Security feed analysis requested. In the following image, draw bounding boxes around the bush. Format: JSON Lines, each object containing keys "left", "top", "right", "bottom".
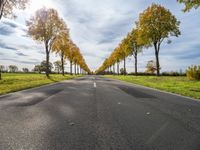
{"left": 186, "top": 65, "right": 200, "bottom": 80}
{"left": 162, "top": 71, "right": 186, "bottom": 76}
{"left": 128, "top": 72, "right": 186, "bottom": 76}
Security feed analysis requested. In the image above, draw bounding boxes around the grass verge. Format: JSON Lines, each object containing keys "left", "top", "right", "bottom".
{"left": 0, "top": 73, "right": 82, "bottom": 95}
{"left": 105, "top": 75, "right": 200, "bottom": 100}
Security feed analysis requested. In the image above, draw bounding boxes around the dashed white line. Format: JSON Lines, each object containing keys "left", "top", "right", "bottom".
{"left": 94, "top": 82, "right": 97, "bottom": 88}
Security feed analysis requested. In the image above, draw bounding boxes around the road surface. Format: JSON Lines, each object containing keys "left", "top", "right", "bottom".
{"left": 0, "top": 76, "right": 200, "bottom": 150}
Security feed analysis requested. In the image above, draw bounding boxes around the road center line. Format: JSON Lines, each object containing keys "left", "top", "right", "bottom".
{"left": 94, "top": 82, "right": 97, "bottom": 88}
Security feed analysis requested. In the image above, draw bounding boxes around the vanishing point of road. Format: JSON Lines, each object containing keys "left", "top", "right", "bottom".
{"left": 0, "top": 76, "right": 200, "bottom": 150}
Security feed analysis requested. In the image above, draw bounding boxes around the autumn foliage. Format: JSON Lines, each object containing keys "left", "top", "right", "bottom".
{"left": 96, "top": 3, "right": 181, "bottom": 76}
{"left": 27, "top": 8, "right": 90, "bottom": 77}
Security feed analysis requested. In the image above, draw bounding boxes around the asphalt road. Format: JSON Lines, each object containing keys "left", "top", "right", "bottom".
{"left": 0, "top": 76, "right": 200, "bottom": 150}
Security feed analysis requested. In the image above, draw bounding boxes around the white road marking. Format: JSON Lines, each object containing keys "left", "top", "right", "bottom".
{"left": 146, "top": 112, "right": 151, "bottom": 115}
{"left": 94, "top": 82, "right": 97, "bottom": 88}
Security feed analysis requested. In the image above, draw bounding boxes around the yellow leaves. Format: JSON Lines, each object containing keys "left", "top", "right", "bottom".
{"left": 178, "top": 0, "right": 200, "bottom": 12}
{"left": 26, "top": 7, "right": 91, "bottom": 74}
{"left": 96, "top": 3, "right": 181, "bottom": 74}
{"left": 137, "top": 3, "right": 181, "bottom": 45}
{"left": 27, "top": 7, "right": 65, "bottom": 42}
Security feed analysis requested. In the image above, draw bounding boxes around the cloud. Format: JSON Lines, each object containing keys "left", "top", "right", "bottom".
{"left": 0, "top": 26, "right": 15, "bottom": 36}
{"left": 0, "top": 58, "right": 39, "bottom": 65}
{"left": 2, "top": 21, "right": 18, "bottom": 28}
{"left": 0, "top": 41, "right": 18, "bottom": 51}
{"left": 0, "top": 19, "right": 27, "bottom": 36}
{"left": 16, "top": 52, "right": 28, "bottom": 56}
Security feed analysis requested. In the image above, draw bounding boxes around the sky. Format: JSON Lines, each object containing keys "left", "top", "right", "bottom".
{"left": 0, "top": 0, "right": 199, "bottom": 73}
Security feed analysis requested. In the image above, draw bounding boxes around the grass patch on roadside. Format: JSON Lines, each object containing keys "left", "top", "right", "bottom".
{"left": 105, "top": 75, "right": 200, "bottom": 100}
{"left": 0, "top": 73, "right": 82, "bottom": 95}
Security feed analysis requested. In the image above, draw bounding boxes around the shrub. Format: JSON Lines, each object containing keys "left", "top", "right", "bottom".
{"left": 186, "top": 65, "right": 200, "bottom": 80}
{"left": 162, "top": 71, "right": 186, "bottom": 76}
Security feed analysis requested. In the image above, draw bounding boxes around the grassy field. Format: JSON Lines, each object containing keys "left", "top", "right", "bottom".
{"left": 105, "top": 75, "right": 200, "bottom": 100}
{"left": 0, "top": 73, "right": 82, "bottom": 95}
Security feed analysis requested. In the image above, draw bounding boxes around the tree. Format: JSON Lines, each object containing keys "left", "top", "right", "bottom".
{"left": 126, "top": 28, "right": 143, "bottom": 75}
{"left": 54, "top": 61, "right": 62, "bottom": 74}
{"left": 145, "top": 60, "right": 157, "bottom": 74}
{"left": 52, "top": 21, "right": 70, "bottom": 76}
{"left": 66, "top": 41, "right": 77, "bottom": 75}
{"left": 119, "top": 40, "right": 130, "bottom": 75}
{"left": 40, "top": 61, "right": 53, "bottom": 73}
{"left": 33, "top": 65, "right": 42, "bottom": 73}
{"left": 27, "top": 8, "right": 65, "bottom": 77}
{"left": 22, "top": 68, "right": 29, "bottom": 73}
{"left": 0, "top": 0, "right": 29, "bottom": 20}
{"left": 120, "top": 68, "right": 127, "bottom": 75}
{"left": 9, "top": 65, "right": 18, "bottom": 73}
{"left": 0, "top": 65, "right": 5, "bottom": 80}
{"left": 137, "top": 3, "right": 181, "bottom": 76}
{"left": 177, "top": 0, "right": 200, "bottom": 12}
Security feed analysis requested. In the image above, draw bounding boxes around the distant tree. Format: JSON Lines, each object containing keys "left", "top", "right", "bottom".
{"left": 145, "top": 60, "right": 157, "bottom": 74}
{"left": 0, "top": 65, "right": 5, "bottom": 80}
{"left": 120, "top": 68, "right": 127, "bottom": 75}
{"left": 177, "top": 0, "right": 200, "bottom": 12}
{"left": 0, "top": 0, "right": 29, "bottom": 20}
{"left": 54, "top": 61, "right": 62, "bottom": 74}
{"left": 0, "top": 65, "right": 5, "bottom": 72}
{"left": 33, "top": 65, "right": 42, "bottom": 73}
{"left": 40, "top": 61, "right": 53, "bottom": 73}
{"left": 27, "top": 8, "right": 65, "bottom": 77}
{"left": 22, "top": 68, "right": 29, "bottom": 73}
{"left": 137, "top": 3, "right": 181, "bottom": 76}
{"left": 9, "top": 65, "right": 18, "bottom": 73}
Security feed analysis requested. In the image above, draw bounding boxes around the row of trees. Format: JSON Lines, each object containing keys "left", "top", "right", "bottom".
{"left": 0, "top": 65, "right": 19, "bottom": 73}
{"left": 96, "top": 1, "right": 199, "bottom": 76}
{"left": 96, "top": 3, "right": 181, "bottom": 76}
{"left": 27, "top": 7, "right": 91, "bottom": 77}
{"left": 33, "top": 60, "right": 86, "bottom": 75}
{"left": 0, "top": 1, "right": 91, "bottom": 79}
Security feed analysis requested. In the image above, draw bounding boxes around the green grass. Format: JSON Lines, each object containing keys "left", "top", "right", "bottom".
{"left": 105, "top": 75, "right": 200, "bottom": 100}
{"left": 0, "top": 73, "right": 82, "bottom": 95}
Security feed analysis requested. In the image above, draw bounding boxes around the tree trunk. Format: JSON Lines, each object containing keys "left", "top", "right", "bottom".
{"left": 45, "top": 41, "right": 50, "bottom": 78}
{"left": 74, "top": 63, "right": 76, "bottom": 75}
{"left": 0, "top": 0, "right": 6, "bottom": 20}
{"left": 134, "top": 50, "right": 138, "bottom": 76}
{"left": 117, "top": 61, "right": 119, "bottom": 75}
{"left": 124, "top": 56, "right": 126, "bottom": 76}
{"left": 61, "top": 52, "right": 65, "bottom": 76}
{"left": 70, "top": 61, "right": 73, "bottom": 75}
{"left": 154, "top": 42, "right": 160, "bottom": 76}
{"left": 113, "top": 64, "right": 115, "bottom": 75}
{"left": 77, "top": 65, "right": 79, "bottom": 75}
